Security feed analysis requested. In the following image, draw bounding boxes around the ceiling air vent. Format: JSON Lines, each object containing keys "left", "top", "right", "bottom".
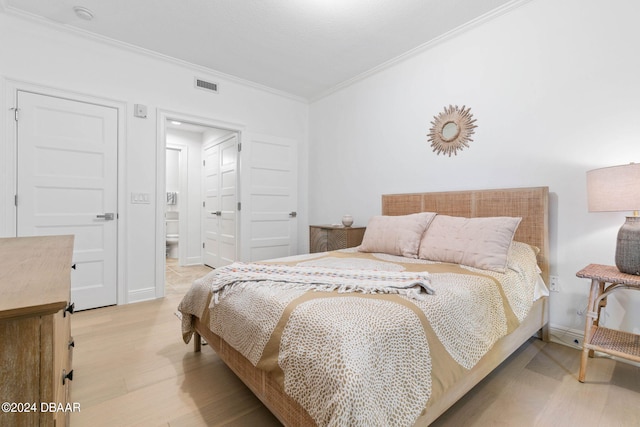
{"left": 194, "top": 78, "right": 218, "bottom": 94}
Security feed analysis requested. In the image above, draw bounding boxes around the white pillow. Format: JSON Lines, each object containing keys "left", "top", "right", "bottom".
{"left": 359, "top": 212, "right": 437, "bottom": 258}
{"left": 418, "top": 215, "right": 522, "bottom": 272}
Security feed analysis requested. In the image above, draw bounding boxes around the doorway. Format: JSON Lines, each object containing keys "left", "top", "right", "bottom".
{"left": 155, "top": 111, "right": 301, "bottom": 299}
{"left": 157, "top": 111, "right": 242, "bottom": 295}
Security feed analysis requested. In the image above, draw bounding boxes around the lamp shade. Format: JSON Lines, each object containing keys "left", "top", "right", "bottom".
{"left": 587, "top": 163, "right": 640, "bottom": 274}
{"left": 587, "top": 163, "right": 640, "bottom": 212}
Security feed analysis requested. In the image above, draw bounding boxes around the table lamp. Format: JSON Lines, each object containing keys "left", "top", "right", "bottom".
{"left": 587, "top": 163, "right": 640, "bottom": 275}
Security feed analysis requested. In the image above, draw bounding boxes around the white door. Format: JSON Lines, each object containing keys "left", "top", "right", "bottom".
{"left": 16, "top": 91, "right": 118, "bottom": 310}
{"left": 242, "top": 133, "right": 298, "bottom": 261}
{"left": 203, "top": 134, "right": 238, "bottom": 268}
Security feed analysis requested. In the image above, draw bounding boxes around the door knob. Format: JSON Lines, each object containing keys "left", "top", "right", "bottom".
{"left": 96, "top": 213, "right": 115, "bottom": 220}
{"left": 289, "top": 211, "right": 297, "bottom": 218}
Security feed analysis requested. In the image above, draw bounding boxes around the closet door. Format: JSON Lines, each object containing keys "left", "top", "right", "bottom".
{"left": 202, "top": 134, "right": 238, "bottom": 268}
{"left": 15, "top": 90, "right": 118, "bottom": 310}
{"left": 241, "top": 133, "right": 298, "bottom": 261}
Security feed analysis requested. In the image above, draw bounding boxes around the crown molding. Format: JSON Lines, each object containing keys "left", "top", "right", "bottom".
{"left": 311, "top": 0, "right": 533, "bottom": 103}
{"left": 2, "top": 0, "right": 532, "bottom": 104}
{"left": 0, "top": 6, "right": 308, "bottom": 104}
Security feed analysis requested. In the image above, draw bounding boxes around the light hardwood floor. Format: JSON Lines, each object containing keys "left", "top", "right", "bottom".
{"left": 70, "top": 262, "right": 640, "bottom": 426}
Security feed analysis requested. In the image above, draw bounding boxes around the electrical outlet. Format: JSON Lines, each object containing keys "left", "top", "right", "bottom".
{"left": 549, "top": 275, "right": 560, "bottom": 292}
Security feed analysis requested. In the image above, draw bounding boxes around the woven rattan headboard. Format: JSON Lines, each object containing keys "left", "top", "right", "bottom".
{"left": 381, "top": 187, "right": 549, "bottom": 284}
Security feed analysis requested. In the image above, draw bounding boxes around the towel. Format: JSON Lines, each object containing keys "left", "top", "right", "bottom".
{"left": 167, "top": 192, "right": 177, "bottom": 205}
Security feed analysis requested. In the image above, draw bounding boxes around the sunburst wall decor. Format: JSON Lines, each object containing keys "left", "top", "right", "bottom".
{"left": 428, "top": 105, "right": 477, "bottom": 157}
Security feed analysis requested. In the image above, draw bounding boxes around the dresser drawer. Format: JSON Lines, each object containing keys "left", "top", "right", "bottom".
{"left": 0, "top": 236, "right": 74, "bottom": 427}
{"left": 53, "top": 309, "right": 74, "bottom": 426}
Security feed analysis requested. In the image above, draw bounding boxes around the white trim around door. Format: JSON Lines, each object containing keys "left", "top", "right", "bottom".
{"left": 2, "top": 78, "right": 128, "bottom": 306}
{"left": 155, "top": 109, "right": 245, "bottom": 298}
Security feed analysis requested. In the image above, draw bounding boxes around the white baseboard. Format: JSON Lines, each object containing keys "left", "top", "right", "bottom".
{"left": 548, "top": 324, "right": 640, "bottom": 367}
{"left": 127, "top": 287, "right": 156, "bottom": 304}
{"left": 185, "top": 256, "right": 203, "bottom": 266}
{"left": 548, "top": 325, "right": 584, "bottom": 350}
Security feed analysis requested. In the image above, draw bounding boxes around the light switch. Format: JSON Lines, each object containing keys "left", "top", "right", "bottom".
{"left": 131, "top": 192, "right": 151, "bottom": 204}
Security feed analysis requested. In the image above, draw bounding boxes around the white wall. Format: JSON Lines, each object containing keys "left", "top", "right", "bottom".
{"left": 166, "top": 149, "right": 181, "bottom": 196}
{"left": 0, "top": 12, "right": 308, "bottom": 303}
{"left": 166, "top": 128, "right": 204, "bottom": 265}
{"left": 2, "top": 0, "right": 638, "bottom": 339}
{"left": 309, "top": 0, "right": 640, "bottom": 339}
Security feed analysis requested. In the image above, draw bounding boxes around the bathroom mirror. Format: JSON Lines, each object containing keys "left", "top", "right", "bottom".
{"left": 428, "top": 105, "right": 477, "bottom": 156}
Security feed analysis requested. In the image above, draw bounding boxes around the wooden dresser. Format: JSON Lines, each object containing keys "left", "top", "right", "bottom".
{"left": 0, "top": 235, "right": 75, "bottom": 427}
{"left": 309, "top": 225, "right": 366, "bottom": 253}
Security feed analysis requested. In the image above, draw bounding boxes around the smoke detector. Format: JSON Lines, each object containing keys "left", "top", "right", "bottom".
{"left": 73, "top": 6, "right": 94, "bottom": 21}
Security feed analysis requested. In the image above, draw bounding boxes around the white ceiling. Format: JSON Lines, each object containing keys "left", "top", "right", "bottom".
{"left": 1, "top": 0, "right": 524, "bottom": 100}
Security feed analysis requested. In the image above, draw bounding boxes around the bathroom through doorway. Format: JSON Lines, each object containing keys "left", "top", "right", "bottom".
{"left": 163, "top": 117, "right": 240, "bottom": 269}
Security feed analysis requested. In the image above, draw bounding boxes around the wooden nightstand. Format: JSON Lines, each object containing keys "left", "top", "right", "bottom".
{"left": 576, "top": 264, "right": 640, "bottom": 382}
{"left": 309, "top": 225, "right": 366, "bottom": 253}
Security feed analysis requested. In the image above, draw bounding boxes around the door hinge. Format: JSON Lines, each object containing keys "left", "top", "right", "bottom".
{"left": 202, "top": 242, "right": 205, "bottom": 248}
{"left": 238, "top": 143, "right": 242, "bottom": 152}
{"left": 11, "top": 107, "right": 19, "bottom": 121}
{"left": 203, "top": 201, "right": 205, "bottom": 207}
{"left": 237, "top": 202, "right": 241, "bottom": 211}
{"left": 203, "top": 160, "right": 205, "bottom": 167}
{"left": 14, "top": 194, "right": 17, "bottom": 206}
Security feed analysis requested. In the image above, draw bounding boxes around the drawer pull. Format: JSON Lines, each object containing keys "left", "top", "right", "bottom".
{"left": 64, "top": 302, "right": 75, "bottom": 317}
{"left": 71, "top": 264, "right": 77, "bottom": 270}
{"left": 68, "top": 339, "right": 75, "bottom": 349}
{"left": 62, "top": 369, "right": 74, "bottom": 385}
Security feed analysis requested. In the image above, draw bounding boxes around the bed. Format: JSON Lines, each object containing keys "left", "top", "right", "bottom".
{"left": 178, "top": 186, "right": 550, "bottom": 426}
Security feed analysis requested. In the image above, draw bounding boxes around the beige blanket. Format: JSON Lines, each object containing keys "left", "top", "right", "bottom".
{"left": 179, "top": 243, "right": 540, "bottom": 427}
{"left": 201, "top": 262, "right": 434, "bottom": 303}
